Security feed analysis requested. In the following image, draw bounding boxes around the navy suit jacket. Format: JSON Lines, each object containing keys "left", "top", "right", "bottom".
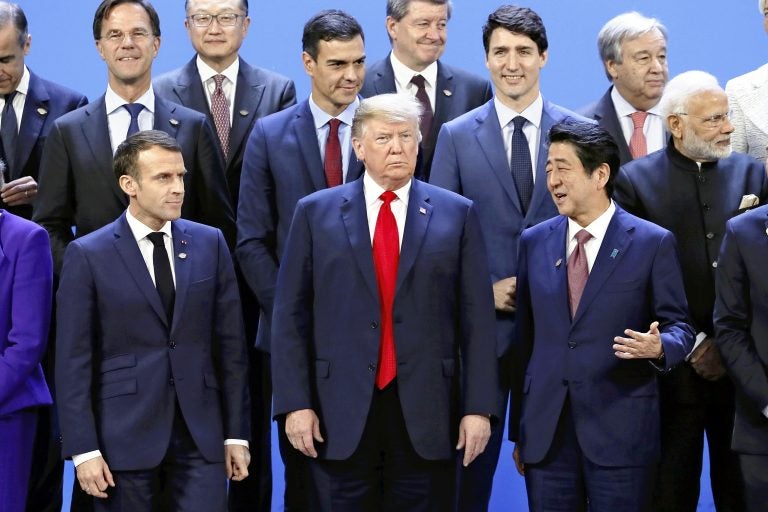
{"left": 0, "top": 211, "right": 52, "bottom": 416}
{"left": 33, "top": 94, "right": 235, "bottom": 273}
{"left": 512, "top": 206, "right": 694, "bottom": 466}
{"left": 430, "top": 98, "right": 583, "bottom": 359}
{"left": 55, "top": 214, "right": 249, "bottom": 470}
{"left": 0, "top": 71, "right": 87, "bottom": 219}
{"left": 236, "top": 99, "right": 364, "bottom": 352}
{"left": 579, "top": 87, "right": 634, "bottom": 166}
{"left": 715, "top": 205, "right": 768, "bottom": 454}
{"left": 271, "top": 178, "right": 498, "bottom": 461}
{"left": 154, "top": 56, "right": 296, "bottom": 208}
{"left": 360, "top": 56, "right": 492, "bottom": 179}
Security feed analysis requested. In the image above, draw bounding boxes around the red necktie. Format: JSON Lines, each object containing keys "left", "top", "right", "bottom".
{"left": 211, "top": 74, "right": 231, "bottom": 160}
{"left": 373, "top": 191, "right": 399, "bottom": 389}
{"left": 629, "top": 111, "right": 648, "bottom": 159}
{"left": 567, "top": 229, "right": 592, "bottom": 318}
{"left": 324, "top": 119, "right": 343, "bottom": 187}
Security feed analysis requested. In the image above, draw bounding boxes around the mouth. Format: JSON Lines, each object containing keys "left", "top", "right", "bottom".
{"left": 117, "top": 56, "right": 140, "bottom": 62}
{"left": 552, "top": 192, "right": 566, "bottom": 201}
{"left": 501, "top": 73, "right": 524, "bottom": 82}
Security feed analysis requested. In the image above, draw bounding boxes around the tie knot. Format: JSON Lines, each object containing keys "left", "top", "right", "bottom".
{"left": 575, "top": 229, "right": 592, "bottom": 245}
{"left": 147, "top": 232, "right": 166, "bottom": 247}
{"left": 512, "top": 116, "right": 527, "bottom": 130}
{"left": 410, "top": 74, "right": 427, "bottom": 90}
{"left": 213, "top": 74, "right": 226, "bottom": 89}
{"left": 630, "top": 111, "right": 648, "bottom": 129}
{"left": 124, "top": 103, "right": 144, "bottom": 119}
{"left": 380, "top": 191, "right": 397, "bottom": 204}
{"left": 328, "top": 118, "right": 341, "bottom": 134}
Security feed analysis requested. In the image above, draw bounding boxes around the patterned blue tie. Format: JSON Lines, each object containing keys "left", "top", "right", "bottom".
{"left": 123, "top": 103, "right": 144, "bottom": 139}
{"left": 510, "top": 116, "right": 533, "bottom": 213}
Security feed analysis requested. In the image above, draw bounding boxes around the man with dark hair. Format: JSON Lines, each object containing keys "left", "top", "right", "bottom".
{"left": 34, "top": 0, "right": 234, "bottom": 275}
{"left": 615, "top": 70, "right": 766, "bottom": 512}
{"left": 511, "top": 118, "right": 694, "bottom": 511}
{"left": 579, "top": 12, "right": 669, "bottom": 165}
{"left": 56, "top": 129, "right": 250, "bottom": 512}
{"left": 154, "top": 3, "right": 295, "bottom": 509}
{"left": 429, "top": 5, "right": 585, "bottom": 509}
{"left": 236, "top": 9, "right": 365, "bottom": 511}
{"left": 360, "top": 0, "right": 492, "bottom": 180}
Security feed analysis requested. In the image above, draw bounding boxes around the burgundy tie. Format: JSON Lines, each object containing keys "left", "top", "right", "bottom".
{"left": 410, "top": 75, "right": 434, "bottom": 144}
{"left": 629, "top": 111, "right": 649, "bottom": 159}
{"left": 324, "top": 118, "right": 343, "bottom": 187}
{"left": 567, "top": 229, "right": 592, "bottom": 318}
{"left": 373, "top": 191, "right": 399, "bottom": 389}
{"left": 210, "top": 74, "right": 230, "bottom": 159}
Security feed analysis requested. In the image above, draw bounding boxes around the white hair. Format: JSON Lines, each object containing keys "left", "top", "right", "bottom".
{"left": 351, "top": 93, "right": 423, "bottom": 141}
{"left": 760, "top": 0, "right": 767, "bottom": 14}
{"left": 658, "top": 71, "right": 722, "bottom": 129}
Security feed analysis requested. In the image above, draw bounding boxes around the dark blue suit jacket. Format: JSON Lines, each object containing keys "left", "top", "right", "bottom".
{"left": 579, "top": 87, "right": 634, "bottom": 166}
{"left": 360, "top": 55, "right": 492, "bottom": 179}
{"left": 430, "top": 99, "right": 583, "bottom": 359}
{"left": 0, "top": 71, "right": 87, "bottom": 219}
{"left": 714, "top": 205, "right": 768, "bottom": 454}
{"left": 512, "top": 206, "right": 694, "bottom": 466}
{"left": 0, "top": 211, "right": 52, "bottom": 416}
{"left": 236, "top": 99, "right": 364, "bottom": 352}
{"left": 55, "top": 214, "right": 249, "bottom": 470}
{"left": 154, "top": 56, "right": 296, "bottom": 208}
{"left": 33, "top": 94, "right": 235, "bottom": 273}
{"left": 271, "top": 178, "right": 498, "bottom": 461}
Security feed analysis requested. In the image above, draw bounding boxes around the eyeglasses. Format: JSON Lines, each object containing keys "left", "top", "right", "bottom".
{"left": 101, "top": 29, "right": 151, "bottom": 44}
{"left": 675, "top": 112, "right": 731, "bottom": 129}
{"left": 188, "top": 13, "right": 243, "bottom": 27}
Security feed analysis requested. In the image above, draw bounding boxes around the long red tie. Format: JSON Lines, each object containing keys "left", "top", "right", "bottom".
{"left": 324, "top": 118, "right": 343, "bottom": 187}
{"left": 567, "top": 229, "right": 592, "bottom": 319}
{"left": 373, "top": 191, "right": 399, "bottom": 389}
{"left": 629, "top": 111, "right": 648, "bottom": 159}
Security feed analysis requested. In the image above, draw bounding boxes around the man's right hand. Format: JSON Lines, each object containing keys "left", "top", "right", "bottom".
{"left": 493, "top": 277, "right": 517, "bottom": 313}
{"left": 286, "top": 408, "right": 324, "bottom": 458}
{"left": 75, "top": 456, "right": 115, "bottom": 499}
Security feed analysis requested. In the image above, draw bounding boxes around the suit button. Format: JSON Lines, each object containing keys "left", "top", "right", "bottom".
{"left": 568, "top": 341, "right": 576, "bottom": 349}
{"left": 712, "top": 260, "right": 718, "bottom": 268}
{"left": 368, "top": 364, "right": 376, "bottom": 372}
{"left": 562, "top": 379, "right": 568, "bottom": 386}
{"left": 706, "top": 232, "right": 715, "bottom": 240}
{"left": 702, "top": 203, "right": 710, "bottom": 211}
{"left": 169, "top": 340, "right": 176, "bottom": 349}
{"left": 169, "top": 378, "right": 175, "bottom": 386}
{"left": 371, "top": 321, "right": 378, "bottom": 329}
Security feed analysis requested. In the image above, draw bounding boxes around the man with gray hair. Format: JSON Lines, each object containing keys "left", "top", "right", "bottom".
{"left": 615, "top": 70, "right": 768, "bottom": 511}
{"left": 271, "top": 92, "right": 498, "bottom": 510}
{"left": 360, "top": 0, "right": 492, "bottom": 180}
{"left": 580, "top": 11, "right": 668, "bottom": 165}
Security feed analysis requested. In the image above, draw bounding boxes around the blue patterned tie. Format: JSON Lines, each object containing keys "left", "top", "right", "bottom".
{"left": 123, "top": 103, "right": 144, "bottom": 139}
{"left": 510, "top": 116, "right": 533, "bottom": 213}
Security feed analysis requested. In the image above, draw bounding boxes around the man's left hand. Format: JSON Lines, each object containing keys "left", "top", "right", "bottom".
{"left": 456, "top": 414, "right": 491, "bottom": 467}
{"left": 225, "top": 444, "right": 250, "bottom": 481}
{"left": 1, "top": 176, "right": 38, "bottom": 206}
{"left": 613, "top": 321, "right": 663, "bottom": 360}
{"left": 689, "top": 337, "right": 727, "bottom": 381}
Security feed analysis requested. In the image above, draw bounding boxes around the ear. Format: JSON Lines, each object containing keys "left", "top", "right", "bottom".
{"left": 302, "top": 51, "right": 315, "bottom": 76}
{"left": 241, "top": 15, "right": 251, "bottom": 36}
{"left": 605, "top": 60, "right": 619, "bottom": 80}
{"left": 96, "top": 39, "right": 106, "bottom": 61}
{"left": 119, "top": 174, "right": 137, "bottom": 197}
{"left": 151, "top": 35, "right": 160, "bottom": 58}
{"left": 22, "top": 34, "right": 31, "bottom": 56}
{"left": 351, "top": 137, "right": 365, "bottom": 161}
{"left": 385, "top": 16, "right": 398, "bottom": 41}
{"left": 667, "top": 114, "right": 683, "bottom": 139}
{"left": 593, "top": 162, "right": 610, "bottom": 190}
{"left": 538, "top": 50, "right": 548, "bottom": 68}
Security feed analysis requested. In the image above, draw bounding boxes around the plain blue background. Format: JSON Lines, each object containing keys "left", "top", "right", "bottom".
{"left": 22, "top": 0, "right": 753, "bottom": 509}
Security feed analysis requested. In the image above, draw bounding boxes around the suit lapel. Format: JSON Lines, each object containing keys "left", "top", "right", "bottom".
{"left": 475, "top": 103, "right": 524, "bottom": 214}
{"left": 15, "top": 72, "right": 48, "bottom": 179}
{"left": 153, "top": 96, "right": 182, "bottom": 140}
{"left": 433, "top": 62, "right": 454, "bottom": 132}
{"left": 596, "top": 89, "right": 632, "bottom": 164}
{"left": 742, "top": 67, "right": 768, "bottom": 136}
{"left": 340, "top": 179, "right": 378, "bottom": 300}
{"left": 112, "top": 214, "right": 168, "bottom": 327}
{"left": 229, "top": 59, "right": 265, "bottom": 166}
{"left": 395, "top": 180, "right": 431, "bottom": 292}
{"left": 171, "top": 58, "right": 210, "bottom": 115}
{"left": 170, "top": 222, "right": 192, "bottom": 333}
{"left": 372, "top": 57, "right": 397, "bottom": 95}
{"left": 545, "top": 216, "right": 571, "bottom": 320}
{"left": 526, "top": 101, "right": 555, "bottom": 221}
{"left": 294, "top": 101, "right": 327, "bottom": 191}
{"left": 82, "top": 96, "right": 126, "bottom": 207}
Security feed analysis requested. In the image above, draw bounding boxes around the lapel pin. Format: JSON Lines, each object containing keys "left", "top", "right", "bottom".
{"left": 37, "top": 107, "right": 48, "bottom": 116}
{"left": 181, "top": 239, "right": 188, "bottom": 245}
{"left": 765, "top": 226, "right": 768, "bottom": 237}
{"left": 442, "top": 89, "right": 452, "bottom": 97}
{"left": 419, "top": 206, "right": 427, "bottom": 215}
{"left": 169, "top": 118, "right": 179, "bottom": 127}
{"left": 610, "top": 248, "right": 619, "bottom": 259}
{"left": 239, "top": 109, "right": 249, "bottom": 117}
{"left": 555, "top": 258, "right": 562, "bottom": 268}
{"left": 178, "top": 252, "right": 187, "bottom": 259}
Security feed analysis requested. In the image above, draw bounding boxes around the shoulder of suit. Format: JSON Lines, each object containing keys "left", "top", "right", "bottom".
{"left": 29, "top": 72, "right": 88, "bottom": 105}
{"left": 418, "top": 179, "right": 472, "bottom": 207}
{"left": 158, "top": 96, "right": 207, "bottom": 124}
{"left": 173, "top": 217, "right": 220, "bottom": 238}
{"left": 256, "top": 99, "right": 306, "bottom": 128}
{"left": 726, "top": 63, "right": 768, "bottom": 94}
{"left": 441, "top": 99, "right": 493, "bottom": 130}
{"left": 437, "top": 60, "right": 491, "bottom": 87}
{"left": 240, "top": 59, "right": 294, "bottom": 87}
{"left": 545, "top": 100, "right": 591, "bottom": 124}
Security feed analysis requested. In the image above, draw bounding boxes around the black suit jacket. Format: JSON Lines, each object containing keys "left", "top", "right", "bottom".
{"left": 0, "top": 70, "right": 87, "bottom": 219}
{"left": 579, "top": 87, "right": 634, "bottom": 166}
{"left": 154, "top": 56, "right": 296, "bottom": 208}
{"left": 33, "top": 94, "right": 235, "bottom": 273}
{"left": 360, "top": 55, "right": 492, "bottom": 179}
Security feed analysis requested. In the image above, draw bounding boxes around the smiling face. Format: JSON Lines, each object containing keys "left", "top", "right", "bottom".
{"left": 303, "top": 35, "right": 365, "bottom": 117}
{"left": 386, "top": 0, "right": 447, "bottom": 72}
{"left": 96, "top": 2, "right": 160, "bottom": 95}
{"left": 352, "top": 118, "right": 418, "bottom": 190}
{"left": 185, "top": 0, "right": 249, "bottom": 72}
{"left": 606, "top": 29, "right": 668, "bottom": 111}
{"left": 486, "top": 28, "right": 547, "bottom": 112}
{"left": 120, "top": 146, "right": 186, "bottom": 231}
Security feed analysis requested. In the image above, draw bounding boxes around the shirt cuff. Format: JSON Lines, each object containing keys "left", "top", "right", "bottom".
{"left": 685, "top": 332, "right": 708, "bottom": 361}
{"left": 72, "top": 450, "right": 102, "bottom": 467}
{"left": 224, "top": 439, "right": 249, "bottom": 448}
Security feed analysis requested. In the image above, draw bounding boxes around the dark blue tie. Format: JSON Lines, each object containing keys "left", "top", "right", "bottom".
{"left": 123, "top": 103, "right": 144, "bottom": 139}
{"left": 1, "top": 91, "right": 18, "bottom": 179}
{"left": 510, "top": 116, "right": 533, "bottom": 213}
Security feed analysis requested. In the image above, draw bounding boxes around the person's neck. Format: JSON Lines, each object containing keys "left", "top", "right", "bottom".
{"left": 392, "top": 48, "right": 429, "bottom": 73}
{"left": 573, "top": 198, "right": 610, "bottom": 228}
{"left": 200, "top": 53, "right": 238, "bottom": 74}
{"left": 496, "top": 91, "right": 537, "bottom": 114}
{"left": 110, "top": 78, "right": 151, "bottom": 103}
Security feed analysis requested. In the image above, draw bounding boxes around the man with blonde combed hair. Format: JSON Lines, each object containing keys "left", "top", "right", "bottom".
{"left": 615, "top": 70, "right": 768, "bottom": 512}
{"left": 580, "top": 11, "right": 668, "bottom": 165}
{"left": 272, "top": 93, "right": 498, "bottom": 511}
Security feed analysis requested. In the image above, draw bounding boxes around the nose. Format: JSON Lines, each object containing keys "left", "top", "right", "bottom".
{"left": 721, "top": 117, "right": 734, "bottom": 135}
{"left": 425, "top": 23, "right": 441, "bottom": 41}
{"left": 390, "top": 136, "right": 404, "bottom": 154}
{"left": 172, "top": 175, "right": 185, "bottom": 194}
{"left": 342, "top": 64, "right": 358, "bottom": 82}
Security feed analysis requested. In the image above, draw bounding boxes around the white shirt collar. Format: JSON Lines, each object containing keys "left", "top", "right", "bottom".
{"left": 125, "top": 208, "right": 172, "bottom": 242}
{"left": 363, "top": 171, "right": 412, "bottom": 207}
{"left": 15, "top": 66, "right": 30, "bottom": 96}
{"left": 196, "top": 54, "right": 239, "bottom": 85}
{"left": 389, "top": 52, "right": 438, "bottom": 91}
{"left": 105, "top": 85, "right": 155, "bottom": 115}
{"left": 610, "top": 86, "right": 661, "bottom": 117}
{"left": 494, "top": 93, "right": 543, "bottom": 129}
{"left": 567, "top": 200, "right": 616, "bottom": 244}
{"left": 308, "top": 95, "right": 359, "bottom": 129}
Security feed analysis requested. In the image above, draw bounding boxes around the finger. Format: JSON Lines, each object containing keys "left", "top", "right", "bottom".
{"left": 312, "top": 418, "right": 324, "bottom": 444}
{"left": 456, "top": 427, "right": 466, "bottom": 450}
{"left": 225, "top": 453, "right": 234, "bottom": 479}
{"left": 104, "top": 467, "right": 115, "bottom": 488}
{"left": 462, "top": 441, "right": 475, "bottom": 467}
{"left": 302, "top": 432, "right": 318, "bottom": 458}
{"left": 648, "top": 321, "right": 660, "bottom": 335}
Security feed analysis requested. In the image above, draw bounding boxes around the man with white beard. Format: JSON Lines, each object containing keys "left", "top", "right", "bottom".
{"left": 614, "top": 70, "right": 768, "bottom": 512}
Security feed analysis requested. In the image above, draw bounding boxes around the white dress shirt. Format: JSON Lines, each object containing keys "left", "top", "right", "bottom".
{"left": 363, "top": 172, "right": 410, "bottom": 249}
{"left": 308, "top": 95, "right": 359, "bottom": 183}
{"left": 0, "top": 65, "right": 29, "bottom": 132}
{"left": 495, "top": 94, "right": 543, "bottom": 182}
{"left": 105, "top": 85, "right": 155, "bottom": 154}
{"left": 196, "top": 55, "right": 238, "bottom": 124}
{"left": 566, "top": 200, "right": 616, "bottom": 272}
{"left": 611, "top": 86, "right": 665, "bottom": 155}
{"left": 389, "top": 52, "right": 438, "bottom": 112}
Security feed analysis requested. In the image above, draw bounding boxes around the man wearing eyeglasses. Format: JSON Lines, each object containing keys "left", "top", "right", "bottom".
{"left": 615, "top": 70, "right": 768, "bottom": 512}
{"left": 154, "top": 4, "right": 295, "bottom": 510}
